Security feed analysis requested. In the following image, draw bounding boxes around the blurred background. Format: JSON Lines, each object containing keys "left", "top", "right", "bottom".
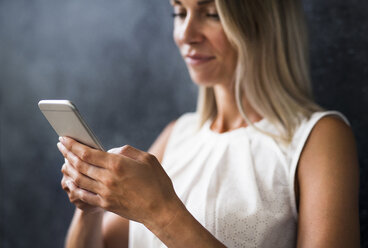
{"left": 0, "top": 0, "right": 367, "bottom": 247}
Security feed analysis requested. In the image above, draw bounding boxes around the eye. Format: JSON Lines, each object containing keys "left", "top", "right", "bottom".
{"left": 172, "top": 12, "right": 187, "bottom": 19}
{"left": 206, "top": 13, "right": 220, "bottom": 20}
{"left": 172, "top": 6, "right": 186, "bottom": 19}
{"left": 204, "top": 7, "right": 220, "bottom": 20}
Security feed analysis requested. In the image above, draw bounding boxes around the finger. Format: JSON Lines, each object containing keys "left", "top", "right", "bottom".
{"left": 64, "top": 160, "right": 102, "bottom": 194}
{"left": 63, "top": 180, "right": 88, "bottom": 208}
{"left": 107, "top": 146, "right": 147, "bottom": 170}
{"left": 120, "top": 145, "right": 159, "bottom": 168}
{"left": 118, "top": 145, "right": 147, "bottom": 161}
{"left": 67, "top": 180, "right": 84, "bottom": 199}
{"left": 69, "top": 184, "right": 102, "bottom": 207}
{"left": 58, "top": 137, "right": 108, "bottom": 168}
{"left": 108, "top": 147, "right": 123, "bottom": 154}
{"left": 61, "top": 177, "right": 70, "bottom": 192}
{"left": 106, "top": 145, "right": 159, "bottom": 174}
{"left": 65, "top": 179, "right": 77, "bottom": 191}
{"left": 61, "top": 160, "right": 71, "bottom": 176}
{"left": 66, "top": 179, "right": 95, "bottom": 205}
{"left": 58, "top": 142, "right": 105, "bottom": 182}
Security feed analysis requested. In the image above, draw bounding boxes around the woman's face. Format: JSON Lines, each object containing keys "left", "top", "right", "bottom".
{"left": 171, "top": 0, "right": 237, "bottom": 87}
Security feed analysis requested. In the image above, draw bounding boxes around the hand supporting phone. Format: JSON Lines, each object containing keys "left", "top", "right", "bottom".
{"left": 38, "top": 100, "right": 105, "bottom": 151}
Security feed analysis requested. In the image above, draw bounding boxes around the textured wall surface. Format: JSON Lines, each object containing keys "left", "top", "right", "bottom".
{"left": 0, "top": 0, "right": 367, "bottom": 247}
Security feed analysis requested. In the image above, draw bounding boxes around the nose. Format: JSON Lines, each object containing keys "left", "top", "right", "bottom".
{"left": 176, "top": 14, "right": 203, "bottom": 45}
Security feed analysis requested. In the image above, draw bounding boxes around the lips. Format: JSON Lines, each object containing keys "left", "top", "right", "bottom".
{"left": 184, "top": 54, "right": 215, "bottom": 65}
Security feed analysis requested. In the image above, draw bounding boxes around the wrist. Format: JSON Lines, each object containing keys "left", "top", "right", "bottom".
{"left": 144, "top": 195, "right": 186, "bottom": 235}
{"left": 144, "top": 198, "right": 226, "bottom": 248}
{"left": 77, "top": 207, "right": 104, "bottom": 218}
{"left": 67, "top": 208, "right": 104, "bottom": 248}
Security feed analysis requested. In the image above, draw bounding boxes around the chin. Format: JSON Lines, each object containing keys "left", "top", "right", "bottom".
{"left": 189, "top": 72, "right": 218, "bottom": 87}
{"left": 191, "top": 78, "right": 218, "bottom": 87}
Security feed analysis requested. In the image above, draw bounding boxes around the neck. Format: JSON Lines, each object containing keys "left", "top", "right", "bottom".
{"left": 211, "top": 84, "right": 262, "bottom": 133}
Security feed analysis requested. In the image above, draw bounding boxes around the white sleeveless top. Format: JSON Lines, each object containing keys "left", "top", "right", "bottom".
{"left": 129, "top": 111, "right": 349, "bottom": 248}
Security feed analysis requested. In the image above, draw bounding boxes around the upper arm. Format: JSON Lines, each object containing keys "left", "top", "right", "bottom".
{"left": 101, "top": 121, "right": 177, "bottom": 247}
{"left": 296, "top": 116, "right": 360, "bottom": 247}
{"left": 102, "top": 211, "right": 129, "bottom": 248}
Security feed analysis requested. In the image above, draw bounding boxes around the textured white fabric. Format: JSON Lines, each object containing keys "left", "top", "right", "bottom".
{"left": 129, "top": 111, "right": 349, "bottom": 248}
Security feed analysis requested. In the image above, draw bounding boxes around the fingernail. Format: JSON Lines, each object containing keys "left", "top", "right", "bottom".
{"left": 57, "top": 142, "right": 62, "bottom": 149}
{"left": 59, "top": 136, "right": 64, "bottom": 143}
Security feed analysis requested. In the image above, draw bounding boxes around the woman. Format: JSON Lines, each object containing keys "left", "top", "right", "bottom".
{"left": 57, "top": 0, "right": 360, "bottom": 247}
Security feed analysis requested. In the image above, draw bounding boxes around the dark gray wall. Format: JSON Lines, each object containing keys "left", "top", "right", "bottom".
{"left": 0, "top": 0, "right": 367, "bottom": 247}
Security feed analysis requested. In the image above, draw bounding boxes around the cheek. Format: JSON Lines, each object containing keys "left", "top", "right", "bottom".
{"left": 212, "top": 31, "right": 233, "bottom": 56}
{"left": 212, "top": 33, "right": 237, "bottom": 76}
{"left": 215, "top": 31, "right": 237, "bottom": 61}
{"left": 173, "top": 26, "right": 181, "bottom": 48}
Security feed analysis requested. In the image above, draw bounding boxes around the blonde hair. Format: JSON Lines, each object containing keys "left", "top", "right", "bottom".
{"left": 197, "top": 0, "right": 322, "bottom": 142}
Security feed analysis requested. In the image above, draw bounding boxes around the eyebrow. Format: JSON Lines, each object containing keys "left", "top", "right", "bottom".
{"left": 171, "top": 0, "right": 214, "bottom": 6}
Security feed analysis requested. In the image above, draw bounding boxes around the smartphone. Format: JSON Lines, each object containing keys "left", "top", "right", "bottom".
{"left": 38, "top": 100, "right": 105, "bottom": 151}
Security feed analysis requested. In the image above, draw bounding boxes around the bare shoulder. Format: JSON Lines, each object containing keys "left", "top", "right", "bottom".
{"left": 298, "top": 115, "right": 359, "bottom": 184}
{"left": 148, "top": 120, "right": 177, "bottom": 163}
{"left": 296, "top": 115, "right": 360, "bottom": 247}
{"left": 307, "top": 115, "right": 354, "bottom": 145}
{"left": 299, "top": 115, "right": 358, "bottom": 170}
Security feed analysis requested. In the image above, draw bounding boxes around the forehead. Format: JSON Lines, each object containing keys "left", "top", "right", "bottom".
{"left": 170, "top": 0, "right": 215, "bottom": 6}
